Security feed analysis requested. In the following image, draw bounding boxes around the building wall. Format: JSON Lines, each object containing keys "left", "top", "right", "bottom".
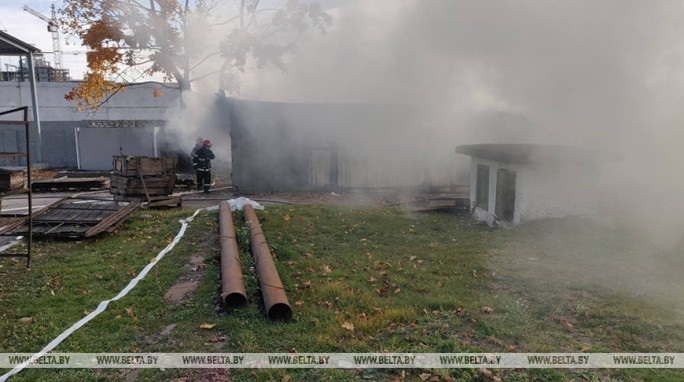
{"left": 469, "top": 157, "right": 505, "bottom": 225}
{"left": 0, "top": 82, "right": 180, "bottom": 121}
{"left": 228, "top": 98, "right": 460, "bottom": 191}
{"left": 468, "top": 156, "right": 600, "bottom": 226}
{"left": 0, "top": 82, "right": 181, "bottom": 168}
{"left": 515, "top": 160, "right": 599, "bottom": 223}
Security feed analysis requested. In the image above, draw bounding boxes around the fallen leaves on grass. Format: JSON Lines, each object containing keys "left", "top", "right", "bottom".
{"left": 18, "top": 316, "right": 36, "bottom": 324}
{"left": 294, "top": 301, "right": 304, "bottom": 308}
{"left": 478, "top": 368, "right": 493, "bottom": 378}
{"left": 125, "top": 306, "right": 137, "bottom": 320}
{"left": 199, "top": 323, "right": 215, "bottom": 329}
{"left": 209, "top": 335, "right": 227, "bottom": 342}
{"left": 368, "top": 276, "right": 377, "bottom": 283}
{"left": 480, "top": 306, "right": 494, "bottom": 314}
{"left": 549, "top": 314, "right": 575, "bottom": 329}
{"left": 341, "top": 321, "right": 355, "bottom": 331}
{"left": 283, "top": 214, "right": 290, "bottom": 222}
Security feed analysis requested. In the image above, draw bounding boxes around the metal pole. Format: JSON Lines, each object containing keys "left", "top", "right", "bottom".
{"left": 23, "top": 106, "right": 32, "bottom": 268}
{"left": 243, "top": 204, "right": 292, "bottom": 320}
{"left": 75, "top": 128, "right": 81, "bottom": 169}
{"left": 219, "top": 201, "right": 247, "bottom": 306}
{"left": 25, "top": 52, "right": 42, "bottom": 164}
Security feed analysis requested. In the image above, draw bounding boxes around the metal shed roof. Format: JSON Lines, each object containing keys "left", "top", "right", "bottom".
{"left": 0, "top": 30, "right": 41, "bottom": 55}
{"left": 455, "top": 143, "right": 611, "bottom": 164}
{"left": 0, "top": 30, "right": 44, "bottom": 163}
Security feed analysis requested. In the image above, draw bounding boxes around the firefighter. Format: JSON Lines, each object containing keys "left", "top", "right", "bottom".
{"left": 190, "top": 137, "right": 204, "bottom": 170}
{"left": 190, "top": 137, "right": 204, "bottom": 186}
{"left": 195, "top": 139, "right": 215, "bottom": 193}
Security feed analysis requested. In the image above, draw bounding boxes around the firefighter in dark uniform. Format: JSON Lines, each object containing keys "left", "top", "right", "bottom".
{"left": 191, "top": 136, "right": 203, "bottom": 189}
{"left": 196, "top": 139, "right": 215, "bottom": 193}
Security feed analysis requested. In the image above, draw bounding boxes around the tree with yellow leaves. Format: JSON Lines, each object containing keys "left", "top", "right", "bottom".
{"left": 61, "top": 0, "right": 332, "bottom": 109}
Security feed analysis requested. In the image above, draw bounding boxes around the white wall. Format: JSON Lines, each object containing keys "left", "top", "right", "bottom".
{"left": 0, "top": 81, "right": 181, "bottom": 168}
{"left": 515, "top": 160, "right": 599, "bottom": 223}
{"left": 0, "top": 81, "right": 180, "bottom": 121}
{"left": 76, "top": 127, "right": 160, "bottom": 170}
{"left": 468, "top": 156, "right": 600, "bottom": 226}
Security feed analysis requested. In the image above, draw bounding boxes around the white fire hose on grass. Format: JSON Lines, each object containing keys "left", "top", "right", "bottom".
{"left": 1, "top": 197, "right": 264, "bottom": 381}
{"left": 0, "top": 208, "right": 205, "bottom": 382}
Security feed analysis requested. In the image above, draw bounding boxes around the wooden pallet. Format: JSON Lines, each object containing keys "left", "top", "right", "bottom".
{"left": 110, "top": 174, "right": 175, "bottom": 196}
{"left": 32, "top": 177, "right": 110, "bottom": 192}
{"left": 112, "top": 156, "right": 177, "bottom": 177}
{"left": 7, "top": 197, "right": 141, "bottom": 238}
{"left": 146, "top": 195, "right": 182, "bottom": 208}
{"left": 109, "top": 156, "right": 178, "bottom": 203}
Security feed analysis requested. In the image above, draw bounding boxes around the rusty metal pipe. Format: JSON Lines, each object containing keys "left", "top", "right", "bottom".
{"left": 219, "top": 201, "right": 247, "bottom": 307}
{"left": 243, "top": 204, "right": 292, "bottom": 321}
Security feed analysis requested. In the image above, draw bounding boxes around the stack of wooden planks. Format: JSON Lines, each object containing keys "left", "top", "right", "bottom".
{"left": 109, "top": 156, "right": 178, "bottom": 197}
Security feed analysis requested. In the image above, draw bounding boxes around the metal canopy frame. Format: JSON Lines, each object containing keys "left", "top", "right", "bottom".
{"left": 0, "top": 107, "right": 33, "bottom": 267}
{"left": 0, "top": 30, "right": 43, "bottom": 163}
{"left": 0, "top": 30, "right": 43, "bottom": 268}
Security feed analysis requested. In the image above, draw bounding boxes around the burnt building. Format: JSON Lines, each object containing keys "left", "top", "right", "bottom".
{"left": 226, "top": 97, "right": 459, "bottom": 192}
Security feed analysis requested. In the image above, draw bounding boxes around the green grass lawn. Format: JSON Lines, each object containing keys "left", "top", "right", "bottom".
{"left": 1, "top": 204, "right": 683, "bottom": 381}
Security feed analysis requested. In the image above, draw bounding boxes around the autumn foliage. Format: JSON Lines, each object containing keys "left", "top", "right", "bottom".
{"left": 60, "top": 0, "right": 332, "bottom": 110}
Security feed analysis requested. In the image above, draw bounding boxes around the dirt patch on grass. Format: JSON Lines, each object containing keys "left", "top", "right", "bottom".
{"left": 164, "top": 281, "right": 200, "bottom": 302}
{"left": 163, "top": 255, "right": 207, "bottom": 303}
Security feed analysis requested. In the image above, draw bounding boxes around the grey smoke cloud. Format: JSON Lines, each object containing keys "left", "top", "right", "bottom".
{"left": 241, "top": 1, "right": 684, "bottom": 147}
{"left": 169, "top": 0, "right": 684, "bottom": 245}
{"left": 228, "top": 0, "right": 684, "bottom": 307}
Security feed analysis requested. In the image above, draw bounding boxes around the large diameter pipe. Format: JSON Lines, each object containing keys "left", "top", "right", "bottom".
{"left": 243, "top": 204, "right": 292, "bottom": 321}
{"left": 219, "top": 201, "right": 247, "bottom": 307}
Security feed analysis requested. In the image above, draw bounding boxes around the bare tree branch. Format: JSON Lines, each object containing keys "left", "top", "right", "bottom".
{"left": 190, "top": 51, "right": 222, "bottom": 71}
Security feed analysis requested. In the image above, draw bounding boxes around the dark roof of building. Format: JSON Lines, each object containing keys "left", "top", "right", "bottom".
{"left": 455, "top": 143, "right": 613, "bottom": 164}
{"left": 0, "top": 31, "right": 41, "bottom": 56}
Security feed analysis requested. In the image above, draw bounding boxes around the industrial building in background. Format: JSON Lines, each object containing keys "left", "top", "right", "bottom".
{"left": 1, "top": 53, "right": 70, "bottom": 82}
